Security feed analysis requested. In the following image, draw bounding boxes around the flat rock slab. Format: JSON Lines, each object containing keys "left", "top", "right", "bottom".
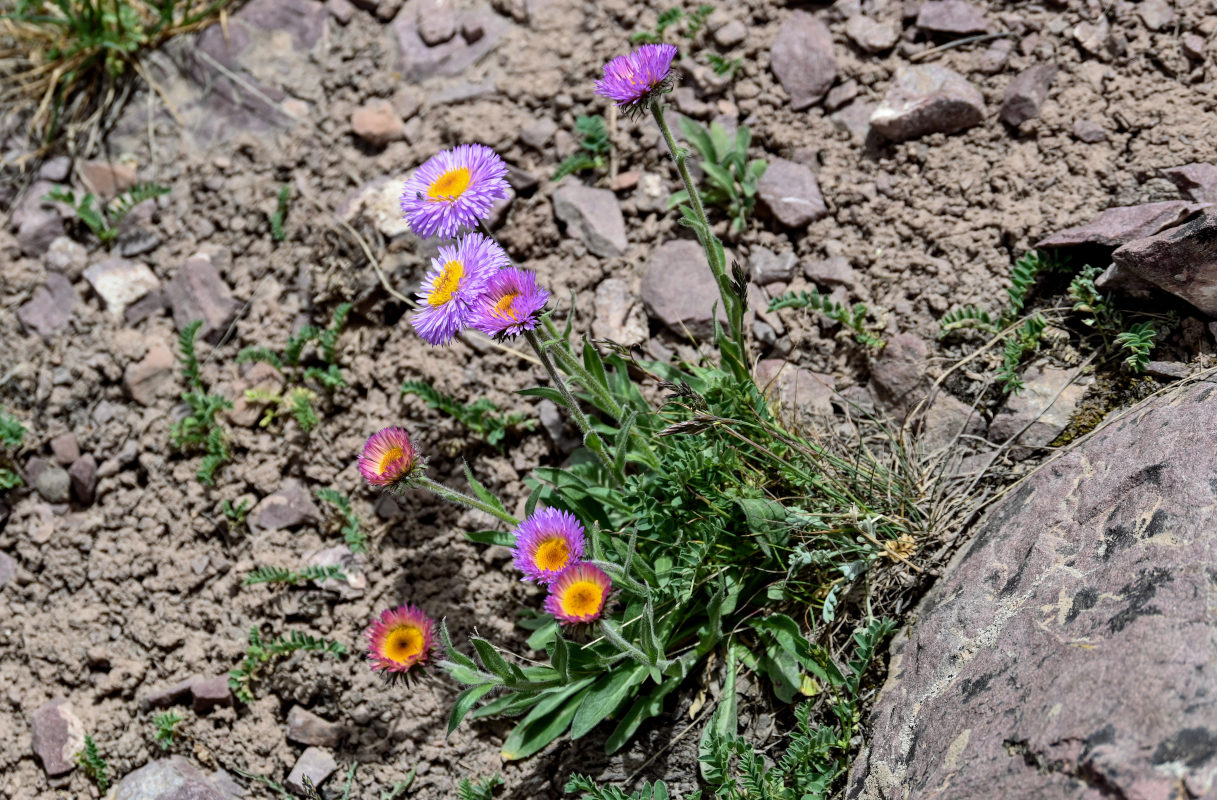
{"left": 770, "top": 10, "right": 837, "bottom": 110}
{"left": 17, "top": 272, "right": 77, "bottom": 340}
{"left": 249, "top": 479, "right": 321, "bottom": 531}
{"left": 1163, "top": 163, "right": 1217, "bottom": 203}
{"left": 394, "top": 0, "right": 506, "bottom": 82}
{"left": 988, "top": 364, "right": 1090, "bottom": 450}
{"left": 112, "top": 756, "right": 228, "bottom": 800}
{"left": 1112, "top": 209, "right": 1217, "bottom": 316}
{"left": 870, "top": 65, "right": 984, "bottom": 142}
{"left": 31, "top": 698, "right": 85, "bottom": 777}
{"left": 848, "top": 380, "right": 1217, "bottom": 800}
{"left": 1038, "top": 201, "right": 1206, "bottom": 248}
{"left": 755, "top": 359, "right": 835, "bottom": 420}
{"left": 915, "top": 0, "right": 991, "bottom": 35}
{"left": 640, "top": 239, "right": 730, "bottom": 340}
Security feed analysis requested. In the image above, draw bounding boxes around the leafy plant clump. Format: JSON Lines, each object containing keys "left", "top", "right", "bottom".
{"left": 0, "top": 407, "right": 26, "bottom": 491}
{"left": 768, "top": 289, "right": 884, "bottom": 348}
{"left": 76, "top": 734, "right": 111, "bottom": 792}
{"left": 45, "top": 182, "right": 169, "bottom": 246}
{"left": 169, "top": 320, "right": 232, "bottom": 486}
{"left": 316, "top": 487, "right": 368, "bottom": 553}
{"left": 554, "top": 116, "right": 613, "bottom": 181}
{"left": 668, "top": 118, "right": 767, "bottom": 232}
{"left": 228, "top": 627, "right": 346, "bottom": 704}
{"left": 270, "top": 184, "right": 291, "bottom": 242}
{"left": 1, "top": 0, "right": 235, "bottom": 139}
{"left": 458, "top": 774, "right": 504, "bottom": 800}
{"left": 221, "top": 497, "right": 251, "bottom": 531}
{"left": 238, "top": 302, "right": 352, "bottom": 432}
{"left": 152, "top": 710, "right": 183, "bottom": 750}
{"left": 939, "top": 251, "right": 1168, "bottom": 393}
{"left": 402, "top": 380, "right": 536, "bottom": 448}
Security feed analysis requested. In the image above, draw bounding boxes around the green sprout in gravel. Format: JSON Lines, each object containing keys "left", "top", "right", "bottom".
{"left": 228, "top": 627, "right": 346, "bottom": 703}
{"left": 630, "top": 5, "right": 713, "bottom": 45}
{"left": 402, "top": 379, "right": 536, "bottom": 448}
{"left": 170, "top": 320, "right": 231, "bottom": 486}
{"left": 269, "top": 184, "right": 291, "bottom": 242}
{"left": 0, "top": 407, "right": 26, "bottom": 491}
{"left": 45, "top": 182, "right": 169, "bottom": 246}
{"left": 152, "top": 710, "right": 184, "bottom": 751}
{"left": 316, "top": 487, "right": 368, "bottom": 553}
{"left": 458, "top": 774, "right": 504, "bottom": 800}
{"left": 239, "top": 302, "right": 352, "bottom": 432}
{"left": 668, "top": 118, "right": 767, "bottom": 233}
{"left": 243, "top": 564, "right": 346, "bottom": 587}
{"left": 76, "top": 734, "right": 111, "bottom": 792}
{"left": 554, "top": 115, "right": 613, "bottom": 181}
{"left": 768, "top": 288, "right": 884, "bottom": 349}
{"left": 221, "top": 497, "right": 251, "bottom": 532}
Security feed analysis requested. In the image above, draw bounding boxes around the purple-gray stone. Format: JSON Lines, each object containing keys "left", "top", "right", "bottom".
{"left": 287, "top": 706, "right": 343, "bottom": 747}
{"left": 165, "top": 253, "right": 238, "bottom": 345}
{"left": 870, "top": 65, "right": 984, "bottom": 142}
{"left": 112, "top": 756, "right": 228, "bottom": 800}
{"left": 1162, "top": 163, "right": 1217, "bottom": 203}
{"left": 770, "top": 10, "right": 838, "bottom": 110}
{"left": 757, "top": 158, "right": 829, "bottom": 229}
{"left": 848, "top": 380, "right": 1217, "bottom": 800}
{"left": 1110, "top": 210, "right": 1217, "bottom": 317}
{"left": 17, "top": 273, "right": 77, "bottom": 341}
{"left": 286, "top": 747, "right": 337, "bottom": 794}
{"left": 69, "top": 455, "right": 98, "bottom": 506}
{"left": 552, "top": 183, "right": 628, "bottom": 257}
{"left": 915, "top": 0, "right": 991, "bottom": 35}
{"left": 640, "top": 239, "right": 728, "bottom": 340}
{"left": 248, "top": 480, "right": 321, "bottom": 531}
{"left": 999, "top": 64, "right": 1059, "bottom": 126}
{"left": 1037, "top": 201, "right": 1204, "bottom": 248}
{"left": 31, "top": 699, "right": 85, "bottom": 777}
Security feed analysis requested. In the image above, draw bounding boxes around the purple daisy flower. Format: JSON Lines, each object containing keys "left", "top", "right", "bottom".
{"left": 595, "top": 43, "right": 679, "bottom": 112}
{"left": 401, "top": 144, "right": 510, "bottom": 239}
{"left": 470, "top": 268, "right": 550, "bottom": 340}
{"left": 411, "top": 233, "right": 507, "bottom": 346}
{"left": 545, "top": 563, "right": 612, "bottom": 625}
{"left": 512, "top": 508, "right": 586, "bottom": 585}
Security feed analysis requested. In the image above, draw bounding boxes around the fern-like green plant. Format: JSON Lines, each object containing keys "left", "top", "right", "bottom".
{"left": 1003, "top": 250, "right": 1056, "bottom": 325}
{"left": 768, "top": 289, "right": 883, "bottom": 348}
{"left": 1115, "top": 322, "right": 1156, "bottom": 373}
{"left": 668, "top": 119, "right": 767, "bottom": 232}
{"left": 937, "top": 305, "right": 997, "bottom": 338}
{"left": 243, "top": 564, "right": 347, "bottom": 587}
{"left": 316, "top": 488, "right": 368, "bottom": 553}
{"left": 270, "top": 184, "right": 291, "bottom": 243}
{"left": 402, "top": 380, "right": 536, "bottom": 447}
{"left": 152, "top": 710, "right": 184, "bottom": 751}
{"left": 566, "top": 776, "right": 687, "bottom": 800}
{"left": 169, "top": 321, "right": 232, "bottom": 486}
{"left": 554, "top": 115, "right": 613, "bottom": 180}
{"left": 458, "top": 774, "right": 504, "bottom": 800}
{"left": 996, "top": 314, "right": 1047, "bottom": 393}
{"left": 238, "top": 303, "right": 352, "bottom": 433}
{"left": 46, "top": 182, "right": 170, "bottom": 246}
{"left": 630, "top": 5, "right": 713, "bottom": 44}
{"left": 221, "top": 497, "right": 251, "bottom": 530}
{"left": 0, "top": 407, "right": 26, "bottom": 491}
{"left": 228, "top": 627, "right": 346, "bottom": 703}
{"left": 706, "top": 53, "right": 742, "bottom": 77}
{"left": 76, "top": 735, "right": 111, "bottom": 792}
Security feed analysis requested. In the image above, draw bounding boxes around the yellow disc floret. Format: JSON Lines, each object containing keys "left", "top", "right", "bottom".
{"left": 534, "top": 537, "right": 571, "bottom": 573}
{"left": 427, "top": 167, "right": 473, "bottom": 201}
{"left": 562, "top": 580, "right": 604, "bottom": 618}
{"left": 493, "top": 292, "right": 521, "bottom": 320}
{"left": 385, "top": 625, "right": 425, "bottom": 664}
{"left": 428, "top": 260, "right": 464, "bottom": 306}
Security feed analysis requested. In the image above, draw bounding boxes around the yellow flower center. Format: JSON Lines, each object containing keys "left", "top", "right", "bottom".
{"left": 429, "top": 260, "right": 464, "bottom": 307}
{"left": 377, "top": 446, "right": 405, "bottom": 476}
{"left": 534, "top": 537, "right": 570, "bottom": 573}
{"left": 385, "top": 625, "right": 424, "bottom": 663}
{"left": 493, "top": 292, "right": 520, "bottom": 320}
{"left": 427, "top": 167, "right": 472, "bottom": 201}
{"left": 562, "top": 580, "right": 603, "bottom": 618}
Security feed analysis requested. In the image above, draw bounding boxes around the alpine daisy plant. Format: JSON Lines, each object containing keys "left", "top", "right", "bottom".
{"left": 350, "top": 41, "right": 946, "bottom": 791}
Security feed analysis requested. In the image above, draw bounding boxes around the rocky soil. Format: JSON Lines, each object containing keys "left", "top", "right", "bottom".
{"left": 2, "top": 0, "right": 1217, "bottom": 797}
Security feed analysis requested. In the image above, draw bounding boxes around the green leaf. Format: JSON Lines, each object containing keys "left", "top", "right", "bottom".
{"left": 501, "top": 680, "right": 593, "bottom": 760}
{"left": 678, "top": 115, "right": 714, "bottom": 161}
{"left": 448, "top": 684, "right": 496, "bottom": 735}
{"left": 701, "top": 162, "right": 737, "bottom": 196}
{"left": 472, "top": 637, "right": 514, "bottom": 681}
{"left": 440, "top": 620, "right": 477, "bottom": 671}
{"left": 605, "top": 675, "right": 682, "bottom": 754}
{"left": 581, "top": 339, "right": 609, "bottom": 391}
{"left": 708, "top": 122, "right": 733, "bottom": 164}
{"left": 464, "top": 529, "right": 514, "bottom": 546}
{"left": 464, "top": 461, "right": 507, "bottom": 513}
{"left": 570, "top": 664, "right": 647, "bottom": 740}
{"left": 518, "top": 386, "right": 570, "bottom": 408}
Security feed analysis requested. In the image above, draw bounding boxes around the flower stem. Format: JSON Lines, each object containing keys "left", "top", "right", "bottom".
{"left": 416, "top": 475, "right": 519, "bottom": 527}
{"left": 648, "top": 98, "right": 747, "bottom": 360}
{"left": 524, "top": 329, "right": 618, "bottom": 481}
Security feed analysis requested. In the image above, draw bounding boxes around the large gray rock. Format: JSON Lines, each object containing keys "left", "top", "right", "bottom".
{"left": 988, "top": 364, "right": 1089, "bottom": 450}
{"left": 640, "top": 239, "right": 728, "bottom": 340}
{"left": 286, "top": 747, "right": 337, "bottom": 794}
{"left": 553, "top": 183, "right": 628, "bottom": 258}
{"left": 84, "top": 257, "right": 159, "bottom": 318}
{"left": 592, "top": 278, "right": 648, "bottom": 346}
{"left": 248, "top": 479, "right": 321, "bottom": 531}
{"left": 870, "top": 65, "right": 985, "bottom": 142}
{"left": 1037, "top": 201, "right": 1204, "bottom": 248}
{"left": 845, "top": 15, "right": 900, "bottom": 53}
{"left": 1111, "top": 210, "right": 1217, "bottom": 316}
{"left": 757, "top": 158, "right": 828, "bottom": 228}
{"left": 770, "top": 10, "right": 838, "bottom": 110}
{"left": 112, "top": 756, "right": 228, "bottom": 800}
{"left": 848, "top": 379, "right": 1217, "bottom": 800}
{"left": 869, "top": 333, "right": 931, "bottom": 418}
{"left": 394, "top": 0, "right": 506, "bottom": 82}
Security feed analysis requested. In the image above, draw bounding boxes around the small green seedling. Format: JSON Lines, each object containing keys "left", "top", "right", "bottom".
{"left": 169, "top": 321, "right": 232, "bottom": 486}
{"left": 152, "top": 710, "right": 184, "bottom": 750}
{"left": 229, "top": 627, "right": 345, "bottom": 703}
{"left": 76, "top": 735, "right": 111, "bottom": 792}
{"left": 316, "top": 488, "right": 368, "bottom": 553}
{"left": 402, "top": 380, "right": 535, "bottom": 447}
{"left": 46, "top": 182, "right": 170, "bottom": 246}
{"left": 668, "top": 118, "right": 767, "bottom": 232}
{"left": 0, "top": 408, "right": 26, "bottom": 490}
{"left": 554, "top": 115, "right": 612, "bottom": 180}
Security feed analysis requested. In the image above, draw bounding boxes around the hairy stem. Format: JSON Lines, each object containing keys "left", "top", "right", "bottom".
{"left": 416, "top": 475, "right": 519, "bottom": 527}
